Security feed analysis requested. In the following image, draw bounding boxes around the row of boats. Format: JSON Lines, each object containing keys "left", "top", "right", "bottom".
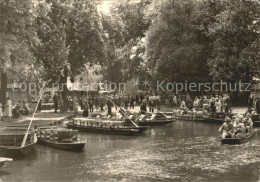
{"left": 0, "top": 109, "right": 258, "bottom": 168}
{"left": 0, "top": 112, "right": 175, "bottom": 165}
{"left": 171, "top": 109, "right": 260, "bottom": 126}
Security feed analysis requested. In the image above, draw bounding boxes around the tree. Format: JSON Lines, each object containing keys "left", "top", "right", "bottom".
{"left": 144, "top": 0, "right": 212, "bottom": 90}
{"left": 207, "top": 0, "right": 260, "bottom": 84}
{"left": 101, "top": 0, "right": 150, "bottom": 91}
{"left": 0, "top": 0, "right": 37, "bottom": 104}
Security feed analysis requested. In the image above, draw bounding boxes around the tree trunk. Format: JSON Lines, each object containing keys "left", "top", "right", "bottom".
{"left": 0, "top": 70, "right": 7, "bottom": 106}
{"left": 60, "top": 67, "right": 69, "bottom": 111}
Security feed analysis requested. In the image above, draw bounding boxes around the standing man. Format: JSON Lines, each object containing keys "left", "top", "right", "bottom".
{"left": 255, "top": 97, "right": 260, "bottom": 114}
{"left": 59, "top": 95, "right": 64, "bottom": 113}
{"left": 107, "top": 100, "right": 112, "bottom": 116}
{"left": 129, "top": 95, "right": 135, "bottom": 109}
{"left": 248, "top": 93, "right": 254, "bottom": 108}
{"left": 89, "top": 97, "right": 94, "bottom": 113}
{"left": 53, "top": 93, "right": 59, "bottom": 113}
{"left": 140, "top": 101, "right": 147, "bottom": 115}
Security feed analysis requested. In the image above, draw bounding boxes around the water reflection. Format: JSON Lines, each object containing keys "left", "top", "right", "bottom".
{"left": 1, "top": 120, "right": 259, "bottom": 182}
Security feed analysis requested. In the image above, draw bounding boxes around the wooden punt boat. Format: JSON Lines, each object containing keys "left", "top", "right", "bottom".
{"left": 220, "top": 130, "right": 256, "bottom": 144}
{"left": 36, "top": 127, "right": 85, "bottom": 151}
{"left": 66, "top": 118, "right": 148, "bottom": 135}
{"left": 0, "top": 157, "right": 13, "bottom": 168}
{"left": 204, "top": 112, "right": 237, "bottom": 123}
{"left": 128, "top": 113, "right": 175, "bottom": 126}
{"left": 0, "top": 131, "right": 37, "bottom": 157}
{"left": 171, "top": 110, "right": 205, "bottom": 122}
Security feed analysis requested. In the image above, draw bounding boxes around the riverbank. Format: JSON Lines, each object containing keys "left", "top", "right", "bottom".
{"left": 0, "top": 105, "right": 247, "bottom": 130}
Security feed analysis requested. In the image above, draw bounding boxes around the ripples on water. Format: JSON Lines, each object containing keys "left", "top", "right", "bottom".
{"left": 86, "top": 135, "right": 260, "bottom": 182}
{"left": 1, "top": 121, "right": 260, "bottom": 182}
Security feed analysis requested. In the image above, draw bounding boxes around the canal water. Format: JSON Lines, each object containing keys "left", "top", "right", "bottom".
{"left": 0, "top": 120, "right": 259, "bottom": 182}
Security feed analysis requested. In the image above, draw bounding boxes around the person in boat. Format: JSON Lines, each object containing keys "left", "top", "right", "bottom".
{"left": 243, "top": 113, "right": 253, "bottom": 133}
{"left": 186, "top": 95, "right": 193, "bottom": 110}
{"left": 233, "top": 114, "right": 242, "bottom": 127}
{"left": 244, "top": 106, "right": 253, "bottom": 116}
{"left": 218, "top": 117, "right": 235, "bottom": 139}
{"left": 193, "top": 96, "right": 200, "bottom": 110}
{"left": 140, "top": 101, "right": 147, "bottom": 115}
{"left": 234, "top": 115, "right": 247, "bottom": 138}
{"left": 231, "top": 115, "right": 237, "bottom": 126}
{"left": 180, "top": 100, "right": 186, "bottom": 110}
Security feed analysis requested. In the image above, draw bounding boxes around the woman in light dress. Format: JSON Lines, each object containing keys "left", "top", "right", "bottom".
{"left": 215, "top": 97, "right": 222, "bottom": 113}
{"left": 5, "top": 97, "right": 12, "bottom": 122}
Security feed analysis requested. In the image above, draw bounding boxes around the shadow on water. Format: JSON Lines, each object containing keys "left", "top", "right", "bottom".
{"left": 1, "top": 120, "right": 260, "bottom": 182}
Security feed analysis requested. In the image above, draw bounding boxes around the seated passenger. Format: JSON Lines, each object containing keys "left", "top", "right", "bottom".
{"left": 244, "top": 107, "right": 253, "bottom": 116}
{"left": 243, "top": 113, "right": 253, "bottom": 132}
{"left": 218, "top": 117, "right": 234, "bottom": 139}
{"left": 22, "top": 101, "right": 30, "bottom": 115}
{"left": 180, "top": 100, "right": 186, "bottom": 110}
{"left": 234, "top": 115, "right": 246, "bottom": 138}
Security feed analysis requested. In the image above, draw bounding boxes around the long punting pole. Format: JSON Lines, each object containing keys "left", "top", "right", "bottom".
{"left": 21, "top": 82, "right": 46, "bottom": 148}
{"left": 148, "top": 105, "right": 169, "bottom": 118}
{"left": 107, "top": 98, "right": 138, "bottom": 127}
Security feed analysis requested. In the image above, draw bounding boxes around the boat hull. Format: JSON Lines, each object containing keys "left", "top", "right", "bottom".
{"left": 0, "top": 142, "right": 36, "bottom": 157}
{"left": 220, "top": 131, "right": 256, "bottom": 145}
{"left": 66, "top": 123, "right": 148, "bottom": 135}
{"left": 137, "top": 120, "right": 174, "bottom": 126}
{"left": 0, "top": 158, "right": 13, "bottom": 168}
{"left": 37, "top": 139, "right": 85, "bottom": 151}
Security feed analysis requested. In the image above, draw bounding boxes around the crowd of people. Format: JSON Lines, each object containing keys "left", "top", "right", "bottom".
{"left": 0, "top": 97, "right": 31, "bottom": 122}
{"left": 172, "top": 93, "right": 260, "bottom": 115}
{"left": 171, "top": 93, "right": 232, "bottom": 113}
{"left": 51, "top": 92, "right": 161, "bottom": 117}
{"left": 218, "top": 113, "right": 253, "bottom": 139}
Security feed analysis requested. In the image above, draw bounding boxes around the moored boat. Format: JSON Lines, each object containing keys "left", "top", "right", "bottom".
{"left": 204, "top": 112, "right": 237, "bottom": 123}
{"left": 0, "top": 131, "right": 37, "bottom": 157}
{"left": 171, "top": 110, "right": 205, "bottom": 122}
{"left": 66, "top": 118, "right": 148, "bottom": 135}
{"left": 36, "top": 127, "right": 85, "bottom": 151}
{"left": 129, "top": 113, "right": 175, "bottom": 126}
{"left": 220, "top": 130, "right": 256, "bottom": 144}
